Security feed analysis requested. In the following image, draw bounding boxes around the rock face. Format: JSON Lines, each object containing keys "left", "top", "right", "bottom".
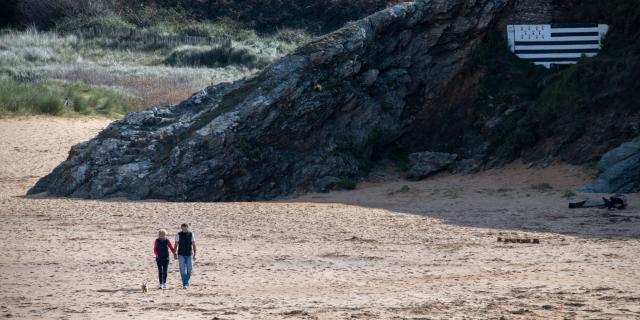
{"left": 448, "top": 158, "right": 481, "bottom": 174}
{"left": 28, "top": 0, "right": 509, "bottom": 201}
{"left": 505, "top": 0, "right": 554, "bottom": 24}
{"left": 578, "top": 138, "right": 640, "bottom": 193}
{"left": 406, "top": 151, "right": 458, "bottom": 180}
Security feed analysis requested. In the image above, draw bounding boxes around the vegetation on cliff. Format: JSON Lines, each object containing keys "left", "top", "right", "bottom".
{"left": 421, "top": 0, "right": 640, "bottom": 165}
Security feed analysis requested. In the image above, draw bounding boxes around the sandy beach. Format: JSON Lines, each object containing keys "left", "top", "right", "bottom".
{"left": 0, "top": 117, "right": 639, "bottom": 319}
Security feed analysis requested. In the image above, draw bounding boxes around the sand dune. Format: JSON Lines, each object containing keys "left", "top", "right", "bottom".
{"left": 0, "top": 117, "right": 639, "bottom": 319}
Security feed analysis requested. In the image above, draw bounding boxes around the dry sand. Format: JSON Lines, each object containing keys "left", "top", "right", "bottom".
{"left": 0, "top": 117, "right": 639, "bottom": 319}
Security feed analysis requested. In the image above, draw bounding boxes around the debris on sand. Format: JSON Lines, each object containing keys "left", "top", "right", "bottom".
{"left": 497, "top": 237, "right": 540, "bottom": 244}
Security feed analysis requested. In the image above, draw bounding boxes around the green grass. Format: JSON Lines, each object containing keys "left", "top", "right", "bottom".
{"left": 53, "top": 15, "right": 308, "bottom": 57}
{"left": 0, "top": 78, "right": 143, "bottom": 117}
{"left": 0, "top": 12, "right": 311, "bottom": 118}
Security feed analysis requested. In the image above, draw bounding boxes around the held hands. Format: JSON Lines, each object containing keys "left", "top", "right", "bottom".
{"left": 173, "top": 254, "right": 178, "bottom": 260}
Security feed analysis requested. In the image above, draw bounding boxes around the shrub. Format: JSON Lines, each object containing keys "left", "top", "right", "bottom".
{"left": 123, "top": 5, "right": 193, "bottom": 28}
{"left": 163, "top": 45, "right": 270, "bottom": 69}
{"left": 273, "top": 28, "right": 311, "bottom": 44}
{"left": 335, "top": 176, "right": 357, "bottom": 190}
{"left": 1, "top": 0, "right": 18, "bottom": 27}
{"left": 176, "top": 24, "right": 211, "bottom": 37}
{"left": 193, "top": 0, "right": 402, "bottom": 33}
{"left": 16, "top": 0, "right": 125, "bottom": 28}
{"left": 56, "top": 15, "right": 135, "bottom": 37}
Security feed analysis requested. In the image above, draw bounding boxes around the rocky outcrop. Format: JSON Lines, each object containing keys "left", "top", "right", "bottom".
{"left": 578, "top": 138, "right": 640, "bottom": 193}
{"left": 505, "top": 0, "right": 553, "bottom": 24}
{"left": 28, "top": 0, "right": 509, "bottom": 201}
{"left": 448, "top": 158, "right": 481, "bottom": 174}
{"left": 406, "top": 151, "right": 458, "bottom": 180}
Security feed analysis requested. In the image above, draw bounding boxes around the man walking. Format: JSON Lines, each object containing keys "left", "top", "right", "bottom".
{"left": 175, "top": 223, "right": 197, "bottom": 289}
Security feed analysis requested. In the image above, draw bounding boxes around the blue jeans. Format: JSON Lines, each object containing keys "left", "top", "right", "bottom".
{"left": 178, "top": 255, "right": 193, "bottom": 286}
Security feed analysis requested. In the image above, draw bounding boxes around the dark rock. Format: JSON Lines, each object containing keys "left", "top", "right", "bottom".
{"left": 316, "top": 176, "right": 341, "bottom": 193}
{"left": 358, "top": 69, "right": 379, "bottom": 87}
{"left": 449, "top": 158, "right": 481, "bottom": 174}
{"left": 579, "top": 138, "right": 640, "bottom": 193}
{"left": 406, "top": 151, "right": 458, "bottom": 180}
{"left": 28, "top": 0, "right": 509, "bottom": 201}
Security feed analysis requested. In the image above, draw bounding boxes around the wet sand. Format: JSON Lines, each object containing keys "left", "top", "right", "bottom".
{"left": 1, "top": 117, "right": 639, "bottom": 319}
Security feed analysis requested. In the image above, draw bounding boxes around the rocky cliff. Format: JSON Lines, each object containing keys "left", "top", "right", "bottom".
{"left": 398, "top": 0, "right": 640, "bottom": 171}
{"left": 28, "top": 0, "right": 510, "bottom": 201}
{"left": 579, "top": 139, "right": 640, "bottom": 193}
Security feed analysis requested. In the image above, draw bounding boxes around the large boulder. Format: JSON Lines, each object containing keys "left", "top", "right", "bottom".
{"left": 448, "top": 158, "right": 481, "bottom": 174}
{"left": 28, "top": 0, "right": 509, "bottom": 201}
{"left": 579, "top": 138, "right": 640, "bottom": 193}
{"left": 406, "top": 151, "right": 458, "bottom": 180}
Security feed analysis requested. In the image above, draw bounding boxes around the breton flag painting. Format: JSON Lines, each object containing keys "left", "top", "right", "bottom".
{"left": 507, "top": 24, "right": 609, "bottom": 68}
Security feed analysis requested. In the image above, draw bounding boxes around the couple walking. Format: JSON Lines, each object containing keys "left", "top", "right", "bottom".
{"left": 153, "top": 223, "right": 197, "bottom": 289}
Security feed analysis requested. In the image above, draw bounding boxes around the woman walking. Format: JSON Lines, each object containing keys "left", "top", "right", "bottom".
{"left": 153, "top": 229, "right": 177, "bottom": 289}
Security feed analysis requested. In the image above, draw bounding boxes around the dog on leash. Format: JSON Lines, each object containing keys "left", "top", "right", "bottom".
{"left": 142, "top": 282, "right": 148, "bottom": 293}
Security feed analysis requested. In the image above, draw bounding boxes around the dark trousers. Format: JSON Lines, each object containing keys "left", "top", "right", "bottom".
{"left": 156, "top": 259, "right": 169, "bottom": 284}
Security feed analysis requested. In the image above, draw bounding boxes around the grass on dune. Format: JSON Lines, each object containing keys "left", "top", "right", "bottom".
{"left": 0, "top": 78, "right": 143, "bottom": 118}
{"left": 0, "top": 15, "right": 312, "bottom": 118}
{"left": 0, "top": 28, "right": 79, "bottom": 67}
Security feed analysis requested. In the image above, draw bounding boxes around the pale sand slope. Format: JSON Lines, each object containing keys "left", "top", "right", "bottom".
{"left": 0, "top": 117, "right": 639, "bottom": 320}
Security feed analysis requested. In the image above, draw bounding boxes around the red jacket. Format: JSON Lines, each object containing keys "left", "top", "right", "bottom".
{"left": 153, "top": 238, "right": 176, "bottom": 258}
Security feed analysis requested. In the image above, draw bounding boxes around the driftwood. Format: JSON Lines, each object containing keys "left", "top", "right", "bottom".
{"left": 497, "top": 237, "right": 540, "bottom": 244}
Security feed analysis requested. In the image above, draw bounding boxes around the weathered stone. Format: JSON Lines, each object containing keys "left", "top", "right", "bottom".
{"left": 358, "top": 69, "right": 379, "bottom": 87}
{"left": 406, "top": 151, "right": 458, "bottom": 180}
{"left": 28, "top": 0, "right": 509, "bottom": 201}
{"left": 336, "top": 59, "right": 362, "bottom": 78}
{"left": 578, "top": 138, "right": 640, "bottom": 193}
{"left": 316, "top": 176, "right": 341, "bottom": 192}
{"left": 449, "top": 159, "right": 481, "bottom": 174}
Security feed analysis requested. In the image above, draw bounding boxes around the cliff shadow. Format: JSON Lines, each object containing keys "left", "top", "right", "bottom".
{"left": 293, "top": 165, "right": 640, "bottom": 240}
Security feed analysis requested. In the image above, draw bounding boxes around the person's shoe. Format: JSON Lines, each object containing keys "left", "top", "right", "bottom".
{"left": 159, "top": 284, "right": 163, "bottom": 289}
{"left": 183, "top": 285, "right": 188, "bottom": 289}
{"left": 161, "top": 284, "right": 166, "bottom": 289}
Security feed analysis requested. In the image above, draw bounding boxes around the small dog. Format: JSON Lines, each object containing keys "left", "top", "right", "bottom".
{"left": 142, "top": 282, "right": 148, "bottom": 293}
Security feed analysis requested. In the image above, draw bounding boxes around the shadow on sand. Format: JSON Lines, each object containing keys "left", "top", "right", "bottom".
{"left": 21, "top": 167, "right": 640, "bottom": 240}
{"left": 292, "top": 171, "right": 640, "bottom": 240}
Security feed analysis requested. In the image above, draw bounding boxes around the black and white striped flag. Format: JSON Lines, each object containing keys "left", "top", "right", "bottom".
{"left": 507, "top": 24, "right": 609, "bottom": 68}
